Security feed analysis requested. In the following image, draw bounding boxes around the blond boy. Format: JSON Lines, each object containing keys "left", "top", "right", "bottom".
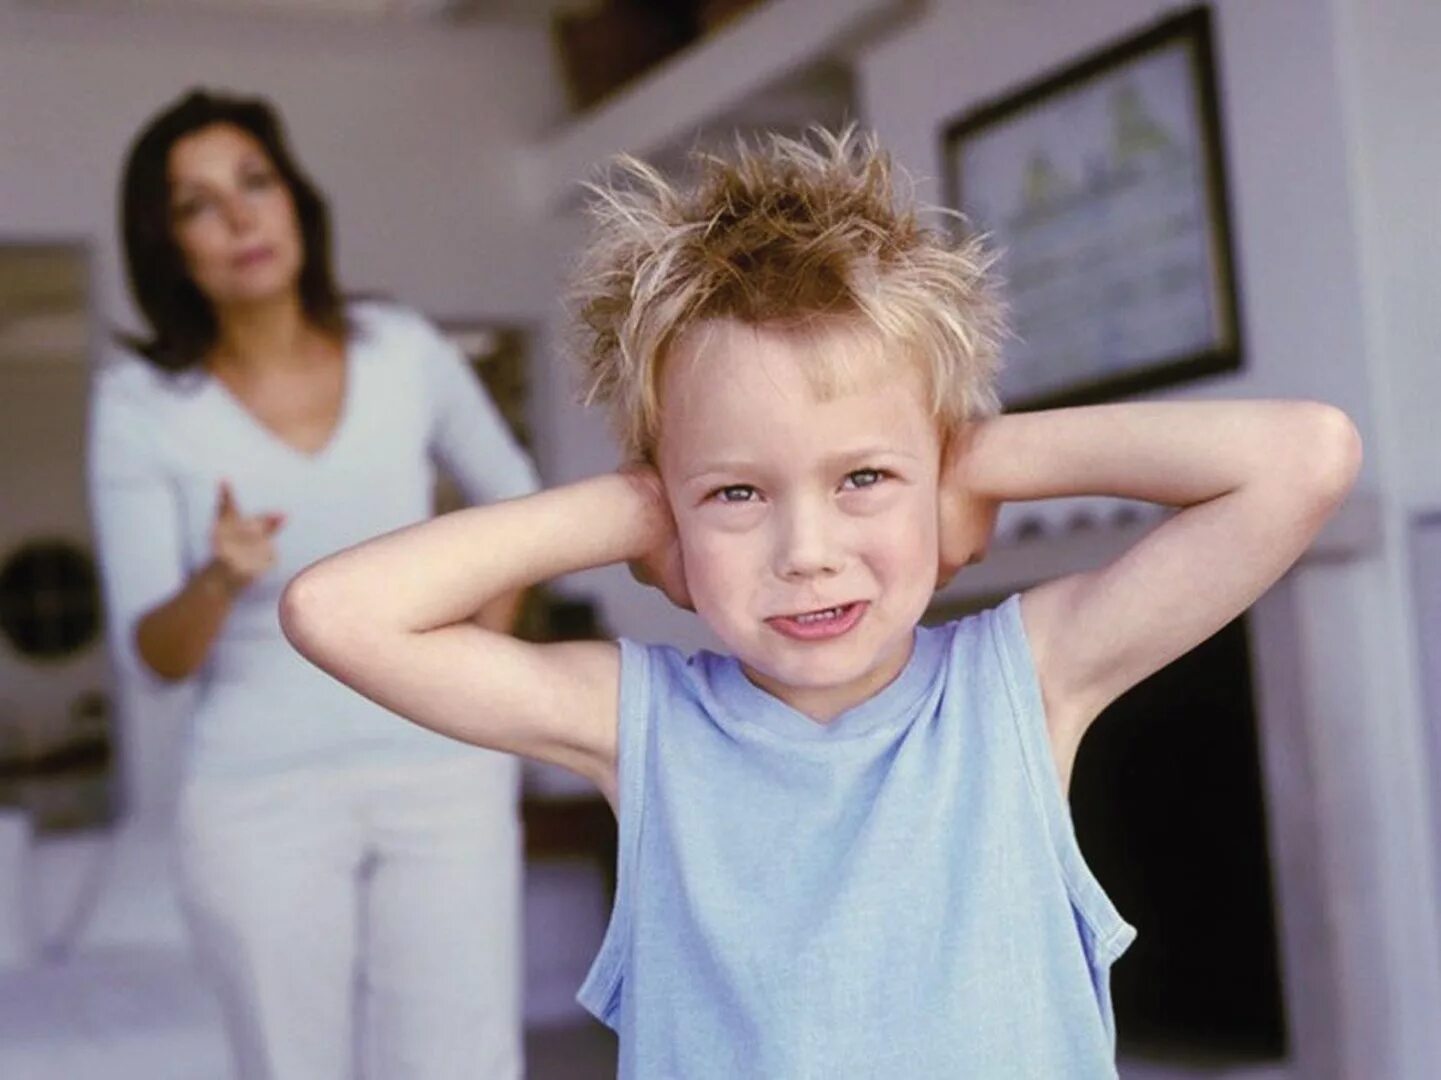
{"left": 282, "top": 130, "right": 1360, "bottom": 1076}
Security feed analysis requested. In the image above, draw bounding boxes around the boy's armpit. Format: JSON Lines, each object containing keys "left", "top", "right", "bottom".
{"left": 522, "top": 637, "right": 623, "bottom": 798}
{"left": 457, "top": 634, "right": 623, "bottom": 796}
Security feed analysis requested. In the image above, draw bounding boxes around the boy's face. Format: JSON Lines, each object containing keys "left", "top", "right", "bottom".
{"left": 657, "top": 319, "right": 941, "bottom": 721}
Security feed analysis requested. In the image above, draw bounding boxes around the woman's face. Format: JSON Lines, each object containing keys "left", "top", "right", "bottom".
{"left": 167, "top": 123, "right": 304, "bottom": 310}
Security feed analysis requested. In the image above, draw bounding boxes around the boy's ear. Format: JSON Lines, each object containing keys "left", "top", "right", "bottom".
{"left": 620, "top": 462, "right": 694, "bottom": 612}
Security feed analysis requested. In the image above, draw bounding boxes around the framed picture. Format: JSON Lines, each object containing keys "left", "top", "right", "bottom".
{"left": 943, "top": 6, "right": 1241, "bottom": 411}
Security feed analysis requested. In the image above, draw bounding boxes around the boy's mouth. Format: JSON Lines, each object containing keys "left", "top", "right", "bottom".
{"left": 766, "top": 601, "right": 867, "bottom": 642}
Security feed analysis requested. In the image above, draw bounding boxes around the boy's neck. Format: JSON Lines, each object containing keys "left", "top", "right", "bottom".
{"left": 740, "top": 630, "right": 918, "bottom": 723}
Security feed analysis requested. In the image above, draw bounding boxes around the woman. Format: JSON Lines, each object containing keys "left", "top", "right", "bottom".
{"left": 88, "top": 89, "right": 537, "bottom": 1079}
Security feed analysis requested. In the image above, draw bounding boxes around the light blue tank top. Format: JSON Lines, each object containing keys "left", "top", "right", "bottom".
{"left": 579, "top": 595, "right": 1135, "bottom": 1078}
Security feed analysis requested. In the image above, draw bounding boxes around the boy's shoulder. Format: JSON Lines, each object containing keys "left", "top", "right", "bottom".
{"left": 618, "top": 637, "right": 724, "bottom": 690}
{"left": 929, "top": 594, "right": 1021, "bottom": 646}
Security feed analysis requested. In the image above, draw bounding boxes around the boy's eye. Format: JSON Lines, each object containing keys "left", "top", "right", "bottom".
{"left": 242, "top": 170, "right": 277, "bottom": 191}
{"left": 841, "top": 468, "right": 885, "bottom": 491}
{"left": 711, "top": 484, "right": 759, "bottom": 504}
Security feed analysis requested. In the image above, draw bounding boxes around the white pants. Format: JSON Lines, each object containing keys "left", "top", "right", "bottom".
{"left": 175, "top": 753, "right": 522, "bottom": 1080}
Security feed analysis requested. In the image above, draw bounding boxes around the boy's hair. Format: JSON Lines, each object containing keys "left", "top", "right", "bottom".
{"left": 571, "top": 126, "right": 1005, "bottom": 459}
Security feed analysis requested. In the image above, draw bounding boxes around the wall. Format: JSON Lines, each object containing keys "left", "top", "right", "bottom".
{"left": 0, "top": 4, "right": 565, "bottom": 327}
{"left": 1331, "top": 0, "right": 1441, "bottom": 511}
{"left": 1325, "top": 3, "right": 1441, "bottom": 1076}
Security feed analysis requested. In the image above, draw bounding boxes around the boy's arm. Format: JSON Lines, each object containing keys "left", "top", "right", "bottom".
{"left": 951, "top": 401, "right": 1362, "bottom": 783}
{"left": 280, "top": 473, "right": 670, "bottom": 799}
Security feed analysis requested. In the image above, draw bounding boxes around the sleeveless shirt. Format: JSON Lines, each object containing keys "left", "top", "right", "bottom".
{"left": 579, "top": 595, "right": 1135, "bottom": 1078}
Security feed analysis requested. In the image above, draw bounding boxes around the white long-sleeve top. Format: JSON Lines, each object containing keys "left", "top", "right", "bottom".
{"left": 87, "top": 302, "right": 541, "bottom": 777}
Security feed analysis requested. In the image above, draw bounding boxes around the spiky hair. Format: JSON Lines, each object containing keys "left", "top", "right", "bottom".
{"left": 570, "top": 126, "right": 1004, "bottom": 458}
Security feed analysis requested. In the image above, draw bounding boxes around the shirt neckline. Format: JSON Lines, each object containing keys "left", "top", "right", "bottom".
{"left": 204, "top": 334, "right": 360, "bottom": 465}
{"left": 709, "top": 623, "right": 949, "bottom": 742}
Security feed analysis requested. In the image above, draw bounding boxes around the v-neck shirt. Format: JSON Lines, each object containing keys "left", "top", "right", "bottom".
{"left": 579, "top": 599, "right": 1134, "bottom": 1077}
{"left": 88, "top": 302, "right": 540, "bottom": 776}
{"left": 205, "top": 342, "right": 352, "bottom": 462}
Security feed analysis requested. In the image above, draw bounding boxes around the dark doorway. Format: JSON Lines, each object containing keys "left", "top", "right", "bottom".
{"left": 1071, "top": 614, "right": 1287, "bottom": 1061}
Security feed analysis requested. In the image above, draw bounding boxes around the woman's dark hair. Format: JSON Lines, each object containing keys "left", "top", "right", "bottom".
{"left": 118, "top": 88, "right": 347, "bottom": 371}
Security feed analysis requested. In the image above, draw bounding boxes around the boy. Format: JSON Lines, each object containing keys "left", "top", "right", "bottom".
{"left": 281, "top": 129, "right": 1360, "bottom": 1076}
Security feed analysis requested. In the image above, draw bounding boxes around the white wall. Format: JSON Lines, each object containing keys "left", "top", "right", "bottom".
{"left": 1331, "top": 0, "right": 1441, "bottom": 511}
{"left": 1325, "top": 4, "right": 1441, "bottom": 1076}
{"left": 0, "top": 4, "right": 565, "bottom": 326}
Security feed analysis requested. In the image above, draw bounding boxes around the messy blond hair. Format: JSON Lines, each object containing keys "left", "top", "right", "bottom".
{"left": 571, "top": 126, "right": 1004, "bottom": 459}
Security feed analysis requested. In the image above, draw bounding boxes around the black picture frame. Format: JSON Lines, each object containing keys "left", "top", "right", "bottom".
{"left": 942, "top": 6, "right": 1242, "bottom": 412}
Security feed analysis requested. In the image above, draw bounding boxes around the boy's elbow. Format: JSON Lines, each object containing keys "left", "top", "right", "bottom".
{"left": 1285, "top": 402, "right": 1362, "bottom": 507}
{"left": 279, "top": 570, "right": 332, "bottom": 660}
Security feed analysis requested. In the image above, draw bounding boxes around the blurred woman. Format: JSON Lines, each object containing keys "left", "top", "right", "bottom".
{"left": 88, "top": 88, "right": 536, "bottom": 1079}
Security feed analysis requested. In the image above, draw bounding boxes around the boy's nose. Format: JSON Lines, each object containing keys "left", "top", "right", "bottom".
{"left": 774, "top": 500, "right": 843, "bottom": 580}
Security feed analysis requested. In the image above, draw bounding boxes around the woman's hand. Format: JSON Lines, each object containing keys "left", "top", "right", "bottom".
{"left": 208, "top": 480, "right": 286, "bottom": 593}
{"left": 937, "top": 423, "right": 1002, "bottom": 589}
{"left": 622, "top": 466, "right": 692, "bottom": 611}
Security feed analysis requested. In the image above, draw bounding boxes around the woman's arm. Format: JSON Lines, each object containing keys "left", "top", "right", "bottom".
{"left": 133, "top": 561, "right": 239, "bottom": 681}
{"left": 419, "top": 315, "right": 542, "bottom": 635}
{"left": 89, "top": 371, "right": 223, "bottom": 684}
{"left": 280, "top": 471, "right": 673, "bottom": 795}
{"left": 89, "top": 369, "right": 287, "bottom": 683}
{"left": 948, "top": 400, "right": 1362, "bottom": 780}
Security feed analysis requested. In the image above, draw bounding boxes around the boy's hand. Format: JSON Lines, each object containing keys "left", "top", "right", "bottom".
{"left": 622, "top": 466, "right": 693, "bottom": 611}
{"left": 937, "top": 423, "right": 1001, "bottom": 589}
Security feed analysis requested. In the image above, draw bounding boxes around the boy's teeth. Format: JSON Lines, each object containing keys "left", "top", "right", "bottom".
{"left": 796, "top": 606, "right": 843, "bottom": 624}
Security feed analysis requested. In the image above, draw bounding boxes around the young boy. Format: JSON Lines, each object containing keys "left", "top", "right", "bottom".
{"left": 281, "top": 129, "right": 1360, "bottom": 1076}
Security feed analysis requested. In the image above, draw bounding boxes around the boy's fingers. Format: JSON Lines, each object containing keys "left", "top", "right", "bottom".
{"left": 216, "top": 480, "right": 237, "bottom": 519}
{"left": 260, "top": 512, "right": 286, "bottom": 535}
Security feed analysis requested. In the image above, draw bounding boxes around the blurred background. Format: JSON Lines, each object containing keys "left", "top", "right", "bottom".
{"left": 0, "top": 0, "right": 1438, "bottom": 1077}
